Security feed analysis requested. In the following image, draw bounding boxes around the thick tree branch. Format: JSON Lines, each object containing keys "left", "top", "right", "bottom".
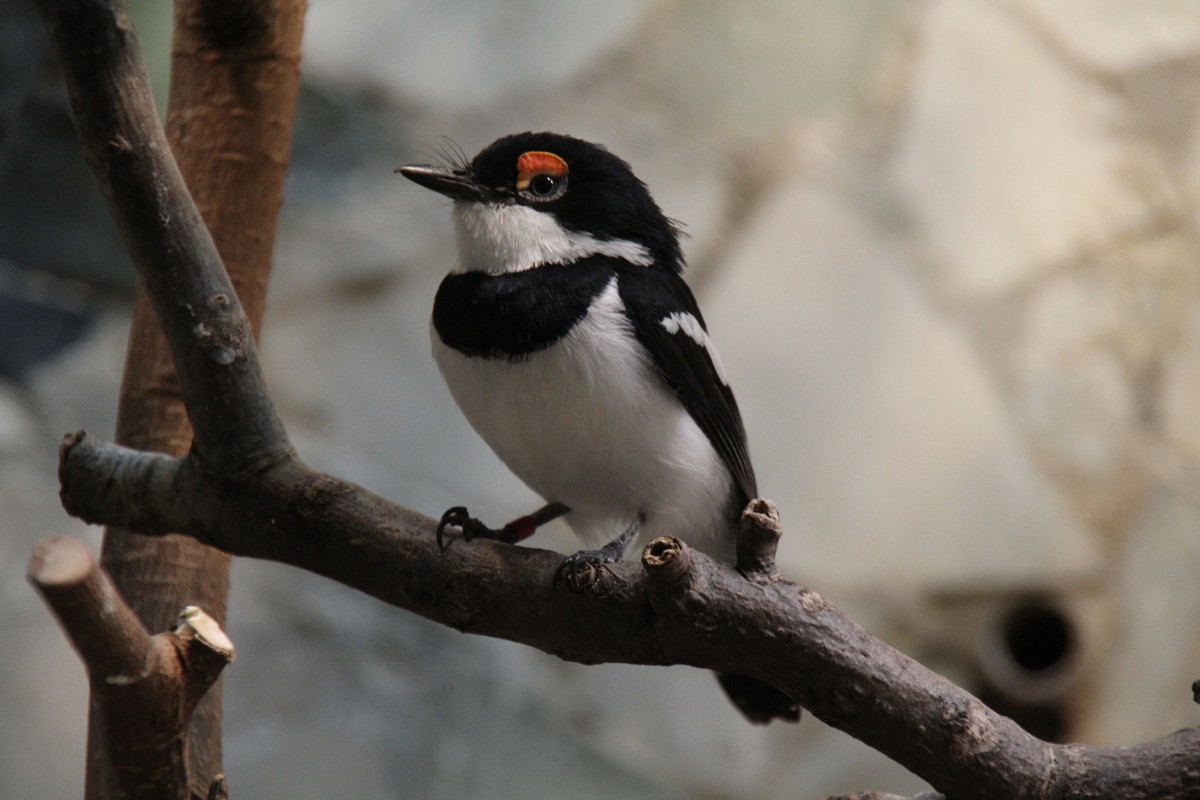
{"left": 37, "top": 0, "right": 291, "bottom": 476}
{"left": 58, "top": 433, "right": 1200, "bottom": 799}
{"left": 28, "top": 537, "right": 234, "bottom": 800}
{"left": 38, "top": 0, "right": 1200, "bottom": 797}
{"left": 41, "top": 0, "right": 305, "bottom": 794}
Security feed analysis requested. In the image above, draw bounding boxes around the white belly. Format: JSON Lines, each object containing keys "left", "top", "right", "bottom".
{"left": 431, "top": 277, "right": 736, "bottom": 555}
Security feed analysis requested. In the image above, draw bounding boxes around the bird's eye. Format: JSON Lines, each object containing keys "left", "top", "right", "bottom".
{"left": 529, "top": 173, "right": 558, "bottom": 196}
{"left": 516, "top": 151, "right": 568, "bottom": 201}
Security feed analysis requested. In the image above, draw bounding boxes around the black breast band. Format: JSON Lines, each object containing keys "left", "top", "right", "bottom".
{"left": 433, "top": 258, "right": 616, "bottom": 360}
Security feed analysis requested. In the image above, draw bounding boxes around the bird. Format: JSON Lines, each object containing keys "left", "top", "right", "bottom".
{"left": 398, "top": 131, "right": 799, "bottom": 724}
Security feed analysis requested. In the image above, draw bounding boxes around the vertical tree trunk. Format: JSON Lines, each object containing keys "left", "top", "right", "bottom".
{"left": 88, "top": 1, "right": 306, "bottom": 797}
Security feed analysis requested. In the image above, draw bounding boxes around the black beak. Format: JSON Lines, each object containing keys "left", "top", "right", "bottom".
{"left": 396, "top": 164, "right": 488, "bottom": 202}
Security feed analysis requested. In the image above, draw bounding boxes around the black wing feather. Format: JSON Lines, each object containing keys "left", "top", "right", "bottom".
{"left": 614, "top": 263, "right": 757, "bottom": 509}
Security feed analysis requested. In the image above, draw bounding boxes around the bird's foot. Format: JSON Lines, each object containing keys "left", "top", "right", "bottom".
{"left": 552, "top": 547, "right": 621, "bottom": 592}
{"left": 436, "top": 502, "right": 571, "bottom": 551}
{"left": 436, "top": 506, "right": 515, "bottom": 551}
{"left": 552, "top": 514, "right": 643, "bottom": 592}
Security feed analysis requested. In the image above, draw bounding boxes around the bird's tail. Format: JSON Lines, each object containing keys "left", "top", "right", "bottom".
{"left": 716, "top": 672, "right": 802, "bottom": 724}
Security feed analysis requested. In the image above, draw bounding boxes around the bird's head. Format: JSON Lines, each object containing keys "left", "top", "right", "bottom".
{"left": 398, "top": 132, "right": 683, "bottom": 275}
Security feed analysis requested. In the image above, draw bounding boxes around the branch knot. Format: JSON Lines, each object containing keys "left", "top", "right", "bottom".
{"left": 642, "top": 536, "right": 692, "bottom": 583}
{"left": 736, "top": 498, "right": 782, "bottom": 579}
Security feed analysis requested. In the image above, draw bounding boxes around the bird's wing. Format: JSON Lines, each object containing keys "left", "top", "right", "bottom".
{"left": 614, "top": 263, "right": 757, "bottom": 506}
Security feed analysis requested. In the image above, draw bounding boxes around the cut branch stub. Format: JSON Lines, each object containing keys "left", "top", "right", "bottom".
{"left": 28, "top": 535, "right": 155, "bottom": 683}
{"left": 642, "top": 536, "right": 693, "bottom": 583}
{"left": 27, "top": 536, "right": 234, "bottom": 800}
{"left": 736, "top": 498, "right": 782, "bottom": 578}
{"left": 174, "top": 606, "right": 236, "bottom": 712}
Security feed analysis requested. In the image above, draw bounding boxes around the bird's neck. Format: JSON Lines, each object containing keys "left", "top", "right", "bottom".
{"left": 452, "top": 201, "right": 652, "bottom": 275}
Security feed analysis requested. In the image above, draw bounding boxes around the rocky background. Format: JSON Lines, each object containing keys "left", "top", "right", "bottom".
{"left": 4, "top": 1, "right": 1200, "bottom": 797}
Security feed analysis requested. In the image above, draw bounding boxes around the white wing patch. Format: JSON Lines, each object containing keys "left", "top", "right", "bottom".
{"left": 453, "top": 202, "right": 652, "bottom": 274}
{"left": 660, "top": 311, "right": 730, "bottom": 386}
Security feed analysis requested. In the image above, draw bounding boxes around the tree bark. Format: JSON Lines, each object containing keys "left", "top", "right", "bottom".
{"left": 28, "top": 537, "right": 234, "bottom": 800}
{"left": 35, "top": 0, "right": 306, "bottom": 796}
{"left": 56, "top": 441, "right": 1200, "bottom": 799}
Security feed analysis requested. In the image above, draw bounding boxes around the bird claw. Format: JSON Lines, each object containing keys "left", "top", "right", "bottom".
{"left": 436, "top": 506, "right": 512, "bottom": 551}
{"left": 552, "top": 516, "right": 640, "bottom": 591}
{"left": 552, "top": 549, "right": 618, "bottom": 592}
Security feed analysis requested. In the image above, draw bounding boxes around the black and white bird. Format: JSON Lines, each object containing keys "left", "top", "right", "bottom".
{"left": 399, "top": 132, "right": 799, "bottom": 724}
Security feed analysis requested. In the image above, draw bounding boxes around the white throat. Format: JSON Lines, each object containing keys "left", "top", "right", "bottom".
{"left": 452, "top": 201, "right": 653, "bottom": 274}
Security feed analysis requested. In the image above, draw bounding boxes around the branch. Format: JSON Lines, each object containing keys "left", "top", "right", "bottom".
{"left": 40, "top": 0, "right": 305, "bottom": 793}
{"left": 59, "top": 434, "right": 1200, "bottom": 799}
{"left": 28, "top": 537, "right": 234, "bottom": 800}
{"left": 36, "top": 0, "right": 292, "bottom": 476}
{"left": 38, "top": 0, "right": 1200, "bottom": 797}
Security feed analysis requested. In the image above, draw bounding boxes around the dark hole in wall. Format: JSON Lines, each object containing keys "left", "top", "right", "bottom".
{"left": 978, "top": 600, "right": 1077, "bottom": 742}
{"left": 1003, "top": 603, "right": 1073, "bottom": 673}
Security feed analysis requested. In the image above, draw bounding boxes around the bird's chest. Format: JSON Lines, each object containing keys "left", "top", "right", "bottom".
{"left": 431, "top": 267, "right": 737, "bottom": 553}
{"left": 432, "top": 268, "right": 655, "bottom": 444}
{"left": 432, "top": 275, "right": 682, "bottom": 507}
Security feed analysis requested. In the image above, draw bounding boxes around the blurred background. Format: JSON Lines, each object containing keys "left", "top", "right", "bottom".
{"left": 4, "top": 0, "right": 1200, "bottom": 797}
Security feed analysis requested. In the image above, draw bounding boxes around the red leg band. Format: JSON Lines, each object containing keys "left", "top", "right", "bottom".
{"left": 504, "top": 515, "right": 538, "bottom": 543}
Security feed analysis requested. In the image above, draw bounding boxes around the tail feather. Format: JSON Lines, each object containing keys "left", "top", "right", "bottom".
{"left": 716, "top": 672, "right": 801, "bottom": 724}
